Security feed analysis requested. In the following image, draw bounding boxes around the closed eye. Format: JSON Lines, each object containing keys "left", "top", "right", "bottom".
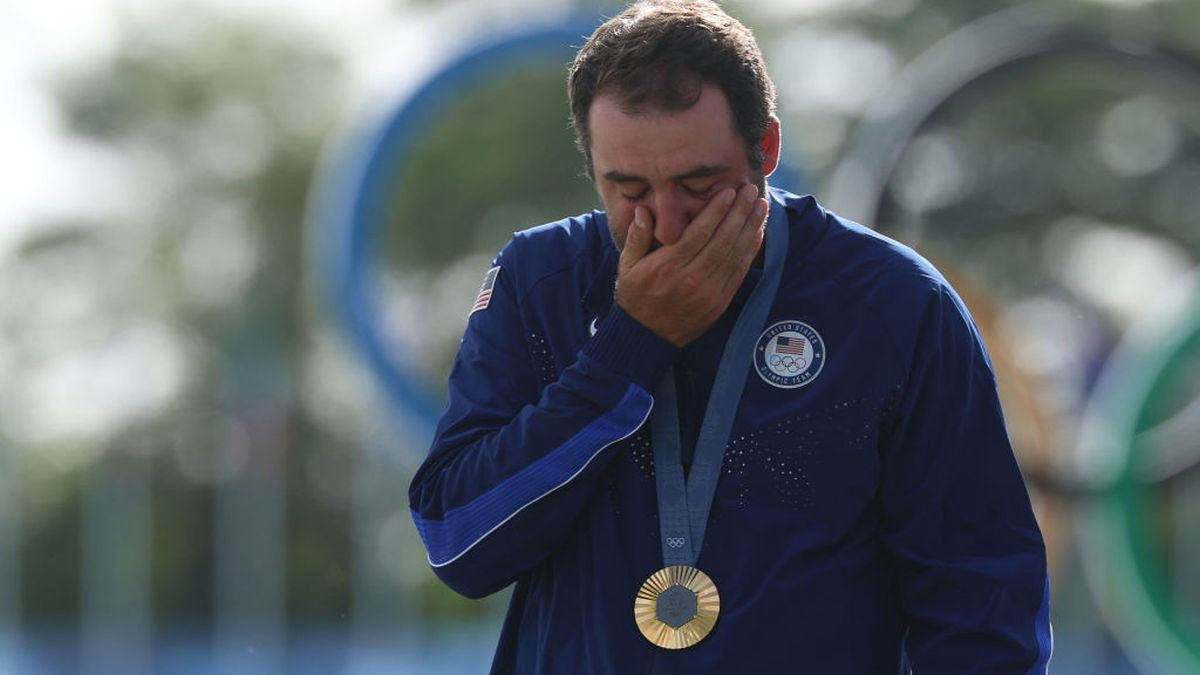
{"left": 684, "top": 184, "right": 716, "bottom": 199}
{"left": 622, "top": 188, "right": 649, "bottom": 202}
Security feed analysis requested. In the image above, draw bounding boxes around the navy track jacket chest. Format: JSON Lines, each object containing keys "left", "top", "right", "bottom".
{"left": 410, "top": 189, "right": 1052, "bottom": 674}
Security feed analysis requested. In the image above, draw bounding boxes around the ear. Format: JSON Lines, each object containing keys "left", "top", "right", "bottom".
{"left": 759, "top": 116, "right": 782, "bottom": 177}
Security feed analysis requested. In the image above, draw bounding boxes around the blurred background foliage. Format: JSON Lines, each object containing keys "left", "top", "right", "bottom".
{"left": 2, "top": 0, "right": 1200, "bottom": 672}
{"left": 12, "top": 0, "right": 354, "bottom": 631}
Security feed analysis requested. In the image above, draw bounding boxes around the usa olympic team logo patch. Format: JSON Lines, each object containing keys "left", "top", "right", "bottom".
{"left": 754, "top": 321, "right": 825, "bottom": 389}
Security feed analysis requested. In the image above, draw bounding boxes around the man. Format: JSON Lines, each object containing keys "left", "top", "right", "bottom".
{"left": 409, "top": 1, "right": 1052, "bottom": 672}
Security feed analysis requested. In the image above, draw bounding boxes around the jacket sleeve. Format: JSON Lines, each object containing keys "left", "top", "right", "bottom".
{"left": 878, "top": 285, "right": 1052, "bottom": 674}
{"left": 408, "top": 241, "right": 678, "bottom": 599}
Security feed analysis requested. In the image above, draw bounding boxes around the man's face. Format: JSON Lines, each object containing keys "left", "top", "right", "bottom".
{"left": 588, "top": 83, "right": 778, "bottom": 251}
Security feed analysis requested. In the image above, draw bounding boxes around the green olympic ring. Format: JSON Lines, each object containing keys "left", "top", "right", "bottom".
{"left": 1079, "top": 285, "right": 1200, "bottom": 674}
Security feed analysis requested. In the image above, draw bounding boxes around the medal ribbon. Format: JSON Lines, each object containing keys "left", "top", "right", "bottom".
{"left": 650, "top": 200, "right": 788, "bottom": 567}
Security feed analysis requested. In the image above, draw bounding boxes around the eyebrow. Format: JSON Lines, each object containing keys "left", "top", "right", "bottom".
{"left": 601, "top": 165, "right": 727, "bottom": 184}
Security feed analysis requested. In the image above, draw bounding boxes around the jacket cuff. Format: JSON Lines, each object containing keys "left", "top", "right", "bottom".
{"left": 580, "top": 305, "right": 679, "bottom": 392}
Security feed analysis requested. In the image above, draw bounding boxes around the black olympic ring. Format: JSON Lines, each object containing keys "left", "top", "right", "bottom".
{"left": 769, "top": 354, "right": 806, "bottom": 374}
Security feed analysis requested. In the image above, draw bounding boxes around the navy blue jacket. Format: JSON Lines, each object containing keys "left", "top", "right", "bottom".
{"left": 410, "top": 189, "right": 1052, "bottom": 674}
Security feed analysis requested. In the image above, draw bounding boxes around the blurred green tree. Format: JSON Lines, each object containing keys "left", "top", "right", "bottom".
{"left": 20, "top": 5, "right": 353, "bottom": 627}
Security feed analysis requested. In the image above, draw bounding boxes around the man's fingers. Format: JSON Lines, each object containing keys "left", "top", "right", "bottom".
{"left": 734, "top": 198, "right": 768, "bottom": 262}
{"left": 717, "top": 197, "right": 768, "bottom": 296}
{"left": 683, "top": 184, "right": 759, "bottom": 270}
{"left": 669, "top": 187, "right": 738, "bottom": 263}
{"left": 618, "top": 206, "right": 654, "bottom": 273}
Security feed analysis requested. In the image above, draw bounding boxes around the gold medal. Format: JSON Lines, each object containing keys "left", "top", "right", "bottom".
{"left": 633, "top": 565, "right": 720, "bottom": 649}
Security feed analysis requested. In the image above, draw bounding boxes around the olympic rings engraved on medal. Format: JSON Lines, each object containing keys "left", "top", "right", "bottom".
{"left": 665, "top": 537, "right": 686, "bottom": 549}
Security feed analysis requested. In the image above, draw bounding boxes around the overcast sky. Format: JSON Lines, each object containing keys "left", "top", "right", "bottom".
{"left": 0, "top": 0, "right": 580, "bottom": 257}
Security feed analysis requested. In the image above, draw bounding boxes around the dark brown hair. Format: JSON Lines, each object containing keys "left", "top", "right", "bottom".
{"left": 568, "top": 0, "right": 777, "bottom": 178}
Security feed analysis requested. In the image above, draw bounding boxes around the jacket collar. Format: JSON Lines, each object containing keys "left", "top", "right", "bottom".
{"left": 583, "top": 214, "right": 619, "bottom": 319}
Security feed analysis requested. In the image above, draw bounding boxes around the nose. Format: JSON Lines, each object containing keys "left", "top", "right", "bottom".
{"left": 648, "top": 190, "right": 693, "bottom": 247}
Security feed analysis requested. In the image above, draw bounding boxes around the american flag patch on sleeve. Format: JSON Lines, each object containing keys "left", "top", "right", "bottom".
{"left": 470, "top": 266, "right": 501, "bottom": 315}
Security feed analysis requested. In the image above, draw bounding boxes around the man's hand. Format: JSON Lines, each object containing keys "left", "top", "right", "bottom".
{"left": 615, "top": 184, "right": 769, "bottom": 347}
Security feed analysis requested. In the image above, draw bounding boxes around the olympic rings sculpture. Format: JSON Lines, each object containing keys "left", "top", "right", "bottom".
{"left": 827, "top": 7, "right": 1200, "bottom": 672}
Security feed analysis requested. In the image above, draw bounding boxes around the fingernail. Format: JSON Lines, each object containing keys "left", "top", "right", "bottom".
{"left": 754, "top": 200, "right": 768, "bottom": 218}
{"left": 721, "top": 188, "right": 736, "bottom": 204}
{"left": 744, "top": 185, "right": 759, "bottom": 203}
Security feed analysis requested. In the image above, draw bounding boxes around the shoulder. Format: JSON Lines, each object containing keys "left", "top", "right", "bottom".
{"left": 497, "top": 210, "right": 611, "bottom": 297}
{"left": 776, "top": 188, "right": 954, "bottom": 304}
{"left": 774, "top": 189, "right": 985, "bottom": 369}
